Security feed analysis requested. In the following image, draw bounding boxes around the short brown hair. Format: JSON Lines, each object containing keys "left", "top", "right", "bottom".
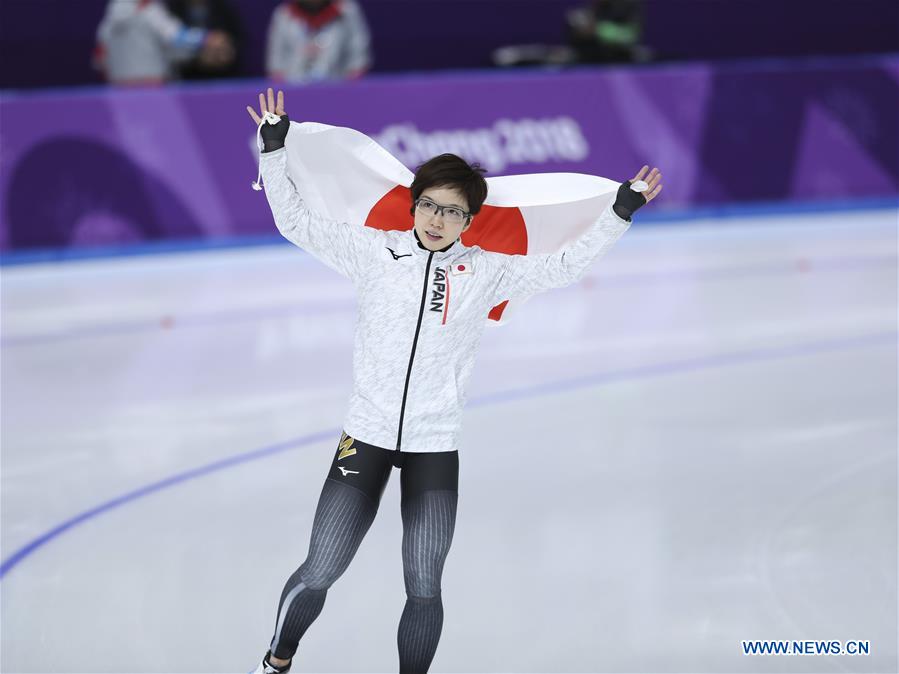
{"left": 409, "top": 154, "right": 489, "bottom": 216}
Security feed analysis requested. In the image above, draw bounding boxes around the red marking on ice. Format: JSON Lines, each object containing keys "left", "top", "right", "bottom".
{"left": 160, "top": 316, "right": 174, "bottom": 329}
{"left": 457, "top": 264, "right": 466, "bottom": 271}
{"left": 797, "top": 259, "right": 810, "bottom": 272}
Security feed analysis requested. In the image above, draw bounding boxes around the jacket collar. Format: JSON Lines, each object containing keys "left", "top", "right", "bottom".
{"left": 287, "top": 1, "right": 342, "bottom": 30}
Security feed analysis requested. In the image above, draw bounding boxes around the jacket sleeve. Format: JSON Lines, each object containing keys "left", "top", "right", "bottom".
{"left": 96, "top": 0, "right": 138, "bottom": 34}
{"left": 265, "top": 5, "right": 289, "bottom": 79}
{"left": 139, "top": 1, "right": 187, "bottom": 41}
{"left": 341, "top": 0, "right": 372, "bottom": 75}
{"left": 487, "top": 202, "right": 630, "bottom": 302}
{"left": 259, "top": 147, "right": 381, "bottom": 281}
{"left": 126, "top": 1, "right": 206, "bottom": 62}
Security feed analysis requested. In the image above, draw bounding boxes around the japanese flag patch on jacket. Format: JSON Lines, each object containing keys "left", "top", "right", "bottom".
{"left": 450, "top": 258, "right": 473, "bottom": 275}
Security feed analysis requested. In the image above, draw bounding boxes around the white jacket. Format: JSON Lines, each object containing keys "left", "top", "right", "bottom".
{"left": 260, "top": 148, "right": 630, "bottom": 453}
{"left": 265, "top": 0, "right": 371, "bottom": 82}
{"left": 96, "top": 0, "right": 205, "bottom": 83}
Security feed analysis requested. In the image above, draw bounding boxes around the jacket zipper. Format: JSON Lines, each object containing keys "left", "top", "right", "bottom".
{"left": 396, "top": 251, "right": 434, "bottom": 452}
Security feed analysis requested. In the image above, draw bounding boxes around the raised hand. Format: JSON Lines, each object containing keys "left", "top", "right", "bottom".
{"left": 246, "top": 87, "right": 286, "bottom": 125}
{"left": 613, "top": 165, "right": 663, "bottom": 220}
{"left": 630, "top": 165, "right": 663, "bottom": 204}
{"left": 247, "top": 87, "right": 289, "bottom": 153}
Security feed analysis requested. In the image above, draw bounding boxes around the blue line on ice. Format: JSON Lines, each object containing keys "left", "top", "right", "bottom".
{"left": 1, "top": 330, "right": 895, "bottom": 579}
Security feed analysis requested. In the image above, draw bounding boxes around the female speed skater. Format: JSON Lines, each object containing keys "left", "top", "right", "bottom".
{"left": 247, "top": 87, "right": 663, "bottom": 673}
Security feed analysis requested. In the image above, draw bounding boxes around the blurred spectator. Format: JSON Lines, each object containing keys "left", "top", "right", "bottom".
{"left": 492, "top": 43, "right": 576, "bottom": 69}
{"left": 492, "top": 0, "right": 652, "bottom": 69}
{"left": 165, "top": 0, "right": 242, "bottom": 80}
{"left": 94, "top": 0, "right": 230, "bottom": 85}
{"left": 266, "top": 0, "right": 372, "bottom": 82}
{"left": 567, "top": 0, "right": 651, "bottom": 65}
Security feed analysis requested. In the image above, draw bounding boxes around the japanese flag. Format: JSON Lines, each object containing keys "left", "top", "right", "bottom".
{"left": 283, "top": 121, "right": 620, "bottom": 324}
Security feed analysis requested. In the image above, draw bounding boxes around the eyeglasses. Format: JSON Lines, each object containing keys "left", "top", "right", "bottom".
{"left": 415, "top": 198, "right": 471, "bottom": 226}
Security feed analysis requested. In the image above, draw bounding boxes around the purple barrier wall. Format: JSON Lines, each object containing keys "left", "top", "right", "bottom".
{"left": 1, "top": 57, "right": 897, "bottom": 252}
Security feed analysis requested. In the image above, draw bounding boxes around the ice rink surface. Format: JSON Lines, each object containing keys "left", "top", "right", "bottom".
{"left": 2, "top": 206, "right": 897, "bottom": 674}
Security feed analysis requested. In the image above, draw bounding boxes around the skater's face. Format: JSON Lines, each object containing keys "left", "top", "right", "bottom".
{"left": 413, "top": 186, "right": 472, "bottom": 251}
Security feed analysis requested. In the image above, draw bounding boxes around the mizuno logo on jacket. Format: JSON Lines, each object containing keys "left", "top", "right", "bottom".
{"left": 386, "top": 247, "right": 411, "bottom": 260}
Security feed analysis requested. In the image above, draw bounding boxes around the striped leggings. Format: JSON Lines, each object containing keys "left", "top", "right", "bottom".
{"left": 267, "top": 433, "right": 459, "bottom": 673}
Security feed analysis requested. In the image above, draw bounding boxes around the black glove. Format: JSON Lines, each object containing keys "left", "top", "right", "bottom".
{"left": 261, "top": 113, "right": 290, "bottom": 153}
{"left": 612, "top": 180, "right": 647, "bottom": 221}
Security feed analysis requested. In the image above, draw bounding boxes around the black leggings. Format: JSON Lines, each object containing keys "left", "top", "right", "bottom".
{"left": 268, "top": 432, "right": 459, "bottom": 673}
